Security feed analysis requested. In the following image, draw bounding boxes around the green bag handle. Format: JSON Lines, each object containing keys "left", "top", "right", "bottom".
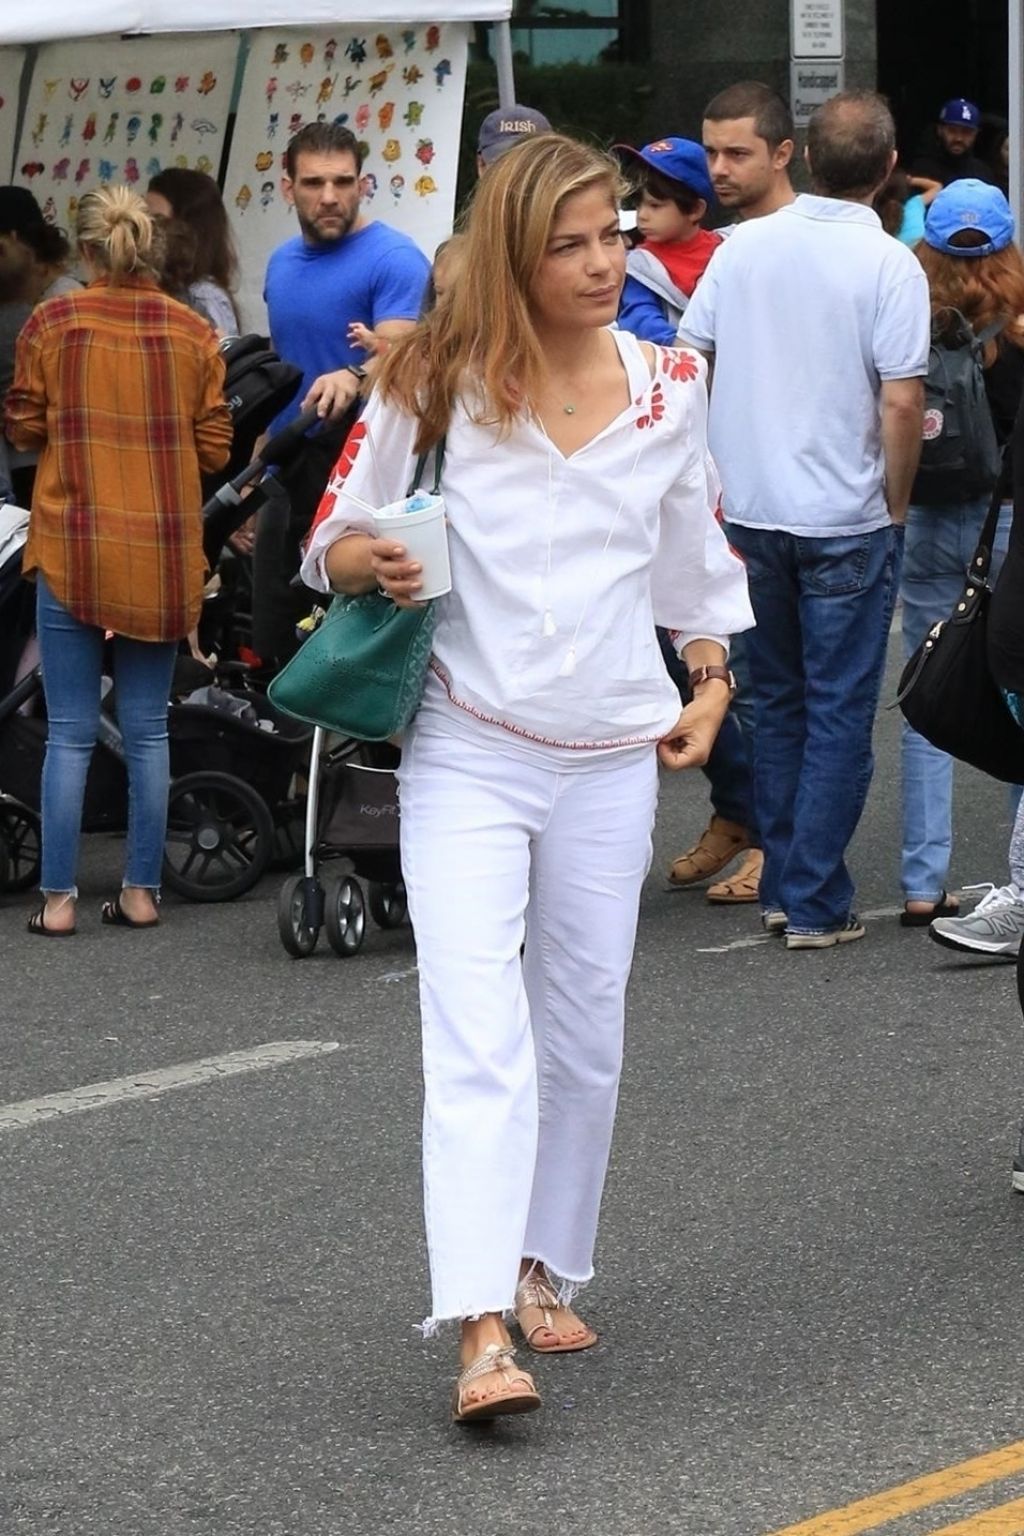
{"left": 407, "top": 434, "right": 446, "bottom": 498}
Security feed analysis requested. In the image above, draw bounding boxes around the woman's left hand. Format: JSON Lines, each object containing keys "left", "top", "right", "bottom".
{"left": 657, "top": 687, "right": 731, "bottom": 771}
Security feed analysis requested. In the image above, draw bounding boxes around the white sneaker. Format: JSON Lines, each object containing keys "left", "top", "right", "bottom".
{"left": 929, "top": 883, "right": 1024, "bottom": 957}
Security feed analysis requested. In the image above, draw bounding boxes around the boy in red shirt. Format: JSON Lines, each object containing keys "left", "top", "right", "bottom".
{"left": 615, "top": 137, "right": 721, "bottom": 346}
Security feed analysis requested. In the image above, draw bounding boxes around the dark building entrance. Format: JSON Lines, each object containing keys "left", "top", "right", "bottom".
{"left": 877, "top": 0, "right": 1009, "bottom": 160}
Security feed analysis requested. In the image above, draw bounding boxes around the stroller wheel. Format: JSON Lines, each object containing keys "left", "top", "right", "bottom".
{"left": 277, "top": 874, "right": 321, "bottom": 957}
{"left": 163, "top": 771, "right": 274, "bottom": 902}
{"left": 0, "top": 796, "right": 42, "bottom": 894}
{"left": 325, "top": 875, "right": 366, "bottom": 957}
{"left": 367, "top": 879, "right": 408, "bottom": 930}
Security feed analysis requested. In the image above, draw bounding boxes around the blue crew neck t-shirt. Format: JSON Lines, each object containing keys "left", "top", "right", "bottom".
{"left": 264, "top": 220, "right": 430, "bottom": 425}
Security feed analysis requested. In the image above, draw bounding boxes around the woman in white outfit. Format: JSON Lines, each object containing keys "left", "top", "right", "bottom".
{"left": 301, "top": 135, "right": 753, "bottom": 1423}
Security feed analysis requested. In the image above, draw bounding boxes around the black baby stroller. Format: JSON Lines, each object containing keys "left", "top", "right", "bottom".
{"left": 276, "top": 727, "right": 409, "bottom": 957}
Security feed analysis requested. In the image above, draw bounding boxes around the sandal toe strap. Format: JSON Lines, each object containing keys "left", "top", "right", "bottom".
{"left": 456, "top": 1342, "right": 521, "bottom": 1392}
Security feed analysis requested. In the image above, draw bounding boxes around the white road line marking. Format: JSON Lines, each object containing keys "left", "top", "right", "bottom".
{"left": 696, "top": 905, "right": 907, "bottom": 954}
{"left": 0, "top": 1040, "right": 341, "bottom": 1134}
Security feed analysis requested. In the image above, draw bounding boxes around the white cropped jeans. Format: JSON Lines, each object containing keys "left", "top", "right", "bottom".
{"left": 397, "top": 722, "right": 659, "bottom": 1332}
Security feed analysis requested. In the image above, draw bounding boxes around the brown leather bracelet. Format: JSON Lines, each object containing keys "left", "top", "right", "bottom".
{"left": 688, "top": 664, "right": 736, "bottom": 693}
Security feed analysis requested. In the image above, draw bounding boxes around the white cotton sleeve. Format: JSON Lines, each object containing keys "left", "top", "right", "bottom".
{"left": 652, "top": 378, "right": 754, "bottom": 645}
{"left": 298, "top": 391, "right": 421, "bottom": 592}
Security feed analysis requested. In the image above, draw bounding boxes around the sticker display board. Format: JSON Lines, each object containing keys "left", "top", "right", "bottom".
{"left": 16, "top": 34, "right": 237, "bottom": 232}
{"left": 225, "top": 22, "right": 469, "bottom": 331}
{"left": 0, "top": 49, "right": 23, "bottom": 180}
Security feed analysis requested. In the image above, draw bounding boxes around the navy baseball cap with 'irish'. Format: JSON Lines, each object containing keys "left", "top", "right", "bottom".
{"left": 614, "top": 137, "right": 715, "bottom": 206}
{"left": 938, "top": 97, "right": 982, "bottom": 128}
{"left": 477, "top": 104, "right": 552, "bottom": 165}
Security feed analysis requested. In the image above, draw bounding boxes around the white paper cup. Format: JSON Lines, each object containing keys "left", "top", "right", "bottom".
{"left": 373, "top": 492, "right": 451, "bottom": 600}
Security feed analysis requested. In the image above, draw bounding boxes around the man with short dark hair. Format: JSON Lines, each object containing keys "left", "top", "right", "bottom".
{"left": 910, "top": 98, "right": 994, "bottom": 188}
{"left": 702, "top": 80, "right": 796, "bottom": 221}
{"left": 257, "top": 123, "right": 429, "bottom": 662}
{"left": 475, "top": 103, "right": 551, "bottom": 176}
{"left": 681, "top": 91, "right": 930, "bottom": 948}
{"left": 265, "top": 121, "right": 429, "bottom": 426}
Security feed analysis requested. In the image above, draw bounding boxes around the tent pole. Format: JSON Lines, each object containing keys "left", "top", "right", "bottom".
{"left": 1011, "top": 0, "right": 1023, "bottom": 236}
{"left": 493, "top": 19, "right": 516, "bottom": 109}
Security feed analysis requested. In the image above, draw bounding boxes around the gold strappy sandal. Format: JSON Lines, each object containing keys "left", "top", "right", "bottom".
{"left": 451, "top": 1342, "right": 541, "bottom": 1424}
{"left": 514, "top": 1272, "right": 598, "bottom": 1354}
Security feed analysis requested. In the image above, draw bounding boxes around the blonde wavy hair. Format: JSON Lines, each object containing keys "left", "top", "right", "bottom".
{"left": 76, "top": 185, "right": 156, "bottom": 281}
{"left": 377, "top": 133, "right": 626, "bottom": 451}
{"left": 915, "top": 238, "right": 1024, "bottom": 351}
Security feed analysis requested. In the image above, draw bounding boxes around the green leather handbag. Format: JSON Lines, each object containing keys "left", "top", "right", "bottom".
{"left": 267, "top": 440, "right": 443, "bottom": 741}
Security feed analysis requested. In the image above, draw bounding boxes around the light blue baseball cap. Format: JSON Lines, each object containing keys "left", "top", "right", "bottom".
{"left": 924, "top": 178, "right": 1015, "bottom": 257}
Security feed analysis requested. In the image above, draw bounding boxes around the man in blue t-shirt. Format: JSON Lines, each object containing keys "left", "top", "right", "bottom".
{"left": 265, "top": 122, "right": 430, "bottom": 427}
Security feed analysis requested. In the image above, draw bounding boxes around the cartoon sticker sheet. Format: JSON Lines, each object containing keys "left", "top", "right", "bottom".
{"left": 0, "top": 50, "right": 25, "bottom": 181}
{"left": 16, "top": 34, "right": 237, "bottom": 233}
{"left": 225, "top": 23, "right": 469, "bottom": 331}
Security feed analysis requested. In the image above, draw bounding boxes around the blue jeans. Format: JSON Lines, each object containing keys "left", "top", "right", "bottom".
{"left": 657, "top": 628, "right": 758, "bottom": 840}
{"left": 901, "top": 498, "right": 1013, "bottom": 902}
{"left": 724, "top": 522, "right": 902, "bottom": 933}
{"left": 36, "top": 575, "right": 178, "bottom": 894}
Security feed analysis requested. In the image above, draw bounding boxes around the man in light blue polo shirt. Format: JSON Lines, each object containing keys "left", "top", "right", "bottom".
{"left": 681, "top": 90, "right": 929, "bottom": 948}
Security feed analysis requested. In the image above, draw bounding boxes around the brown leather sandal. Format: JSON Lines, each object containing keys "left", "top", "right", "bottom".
{"left": 667, "top": 815, "right": 750, "bottom": 887}
{"left": 707, "top": 848, "right": 764, "bottom": 904}
{"left": 451, "top": 1343, "right": 541, "bottom": 1423}
{"left": 514, "top": 1272, "right": 598, "bottom": 1354}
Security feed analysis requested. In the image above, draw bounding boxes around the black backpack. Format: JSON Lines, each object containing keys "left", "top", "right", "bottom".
{"left": 912, "top": 310, "right": 1004, "bottom": 506}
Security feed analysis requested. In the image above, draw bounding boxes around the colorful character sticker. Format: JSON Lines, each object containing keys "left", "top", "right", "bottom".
{"left": 198, "top": 72, "right": 218, "bottom": 97}
{"left": 368, "top": 68, "right": 391, "bottom": 96}
{"left": 126, "top": 115, "right": 141, "bottom": 144}
{"left": 286, "top": 81, "right": 310, "bottom": 101}
{"left": 414, "top": 174, "right": 438, "bottom": 198}
{"left": 300, "top": 42, "right": 316, "bottom": 68}
{"left": 74, "top": 158, "right": 91, "bottom": 184}
{"left": 42, "top": 196, "right": 57, "bottom": 222}
{"left": 104, "top": 113, "right": 120, "bottom": 144}
{"left": 124, "top": 157, "right": 140, "bottom": 183}
{"left": 267, "top": 112, "right": 279, "bottom": 140}
{"left": 98, "top": 77, "right": 117, "bottom": 99}
{"left": 415, "top": 138, "right": 435, "bottom": 166}
{"left": 425, "top": 25, "right": 441, "bottom": 51}
{"left": 317, "top": 77, "right": 336, "bottom": 108}
{"left": 354, "top": 103, "right": 370, "bottom": 133}
{"left": 288, "top": 112, "right": 304, "bottom": 137}
{"left": 345, "top": 37, "right": 367, "bottom": 66}
{"left": 375, "top": 34, "right": 393, "bottom": 59}
{"left": 97, "top": 157, "right": 115, "bottom": 180}
{"left": 389, "top": 173, "right": 404, "bottom": 201}
{"left": 125, "top": 76, "right": 142, "bottom": 93}
{"left": 434, "top": 59, "right": 452, "bottom": 88}
{"left": 52, "top": 158, "right": 70, "bottom": 182}
{"left": 404, "top": 101, "right": 424, "bottom": 128}
{"left": 324, "top": 39, "right": 338, "bottom": 65}
{"left": 255, "top": 151, "right": 274, "bottom": 172}
{"left": 20, "top": 161, "right": 45, "bottom": 179}
{"left": 174, "top": 76, "right": 190, "bottom": 93}
{"left": 359, "top": 171, "right": 378, "bottom": 201}
{"left": 69, "top": 78, "right": 89, "bottom": 101}
{"left": 195, "top": 155, "right": 213, "bottom": 175}
{"left": 148, "top": 114, "right": 163, "bottom": 144}
{"left": 272, "top": 44, "right": 289, "bottom": 65}
{"left": 343, "top": 75, "right": 361, "bottom": 99}
{"left": 151, "top": 76, "right": 166, "bottom": 95}
{"left": 32, "top": 114, "right": 48, "bottom": 147}
{"left": 378, "top": 102, "right": 394, "bottom": 131}
{"left": 382, "top": 138, "right": 401, "bottom": 164}
{"left": 236, "top": 183, "right": 252, "bottom": 212}
{"left": 81, "top": 112, "right": 97, "bottom": 142}
{"left": 145, "top": 157, "right": 161, "bottom": 178}
{"left": 191, "top": 118, "right": 219, "bottom": 137}
{"left": 260, "top": 180, "right": 275, "bottom": 209}
{"left": 266, "top": 76, "right": 278, "bottom": 105}
{"left": 44, "top": 79, "right": 60, "bottom": 100}
{"left": 403, "top": 64, "right": 423, "bottom": 87}
{"left": 401, "top": 29, "right": 416, "bottom": 53}
{"left": 169, "top": 112, "right": 183, "bottom": 143}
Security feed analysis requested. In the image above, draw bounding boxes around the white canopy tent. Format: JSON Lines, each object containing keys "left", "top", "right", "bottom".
{"left": 0, "top": 3, "right": 512, "bottom": 44}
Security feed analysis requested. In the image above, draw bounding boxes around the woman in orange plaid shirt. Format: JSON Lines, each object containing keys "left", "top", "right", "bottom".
{"left": 5, "top": 186, "right": 232, "bottom": 935}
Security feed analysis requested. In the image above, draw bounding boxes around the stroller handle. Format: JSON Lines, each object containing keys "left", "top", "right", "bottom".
{"left": 201, "top": 403, "right": 323, "bottom": 569}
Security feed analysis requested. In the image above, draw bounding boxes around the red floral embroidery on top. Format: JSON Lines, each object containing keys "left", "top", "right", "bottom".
{"left": 308, "top": 419, "right": 368, "bottom": 537}
{"left": 635, "top": 381, "right": 666, "bottom": 430}
{"left": 660, "top": 347, "right": 700, "bottom": 383}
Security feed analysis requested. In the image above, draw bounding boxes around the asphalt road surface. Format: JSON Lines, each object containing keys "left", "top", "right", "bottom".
{"left": 3, "top": 660, "right": 1024, "bottom": 1536}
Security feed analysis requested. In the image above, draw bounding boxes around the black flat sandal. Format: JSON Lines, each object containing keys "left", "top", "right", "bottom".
{"left": 900, "top": 893, "right": 959, "bottom": 928}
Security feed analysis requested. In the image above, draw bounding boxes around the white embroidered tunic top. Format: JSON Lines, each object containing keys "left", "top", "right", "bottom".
{"left": 300, "top": 330, "right": 754, "bottom": 756}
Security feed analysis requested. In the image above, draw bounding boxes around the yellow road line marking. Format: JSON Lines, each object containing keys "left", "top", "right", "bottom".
{"left": 766, "top": 1441, "right": 1024, "bottom": 1535}
{"left": 929, "top": 1497, "right": 1024, "bottom": 1534}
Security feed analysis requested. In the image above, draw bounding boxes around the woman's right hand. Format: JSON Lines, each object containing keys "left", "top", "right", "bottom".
{"left": 369, "top": 535, "right": 425, "bottom": 608}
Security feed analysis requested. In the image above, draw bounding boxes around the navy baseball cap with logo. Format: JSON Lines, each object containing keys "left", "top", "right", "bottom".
{"left": 924, "top": 178, "right": 1015, "bottom": 257}
{"left": 614, "top": 137, "right": 715, "bottom": 206}
{"left": 938, "top": 98, "right": 982, "bottom": 129}
{"left": 477, "top": 104, "right": 552, "bottom": 165}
